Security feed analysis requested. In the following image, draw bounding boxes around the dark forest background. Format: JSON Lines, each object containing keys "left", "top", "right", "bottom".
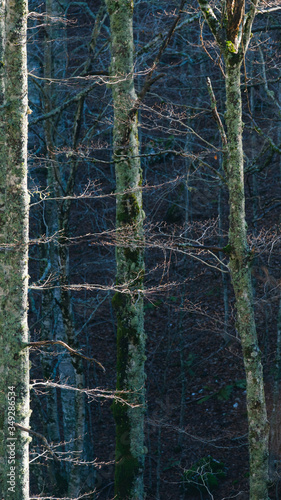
{"left": 26, "top": 1, "right": 281, "bottom": 498}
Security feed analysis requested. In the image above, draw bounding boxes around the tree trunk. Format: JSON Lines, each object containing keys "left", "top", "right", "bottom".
{"left": 225, "top": 56, "right": 269, "bottom": 500}
{"left": 197, "top": 0, "right": 269, "bottom": 496}
{"left": 0, "top": 0, "right": 29, "bottom": 498}
{"left": 106, "top": 0, "right": 146, "bottom": 498}
{"left": 0, "top": 0, "right": 6, "bottom": 489}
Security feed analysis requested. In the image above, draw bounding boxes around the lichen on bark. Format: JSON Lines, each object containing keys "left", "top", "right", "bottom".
{"left": 197, "top": 0, "right": 269, "bottom": 497}
{"left": 106, "top": 0, "right": 146, "bottom": 498}
{"left": 0, "top": 1, "right": 30, "bottom": 498}
{"left": 225, "top": 56, "right": 269, "bottom": 500}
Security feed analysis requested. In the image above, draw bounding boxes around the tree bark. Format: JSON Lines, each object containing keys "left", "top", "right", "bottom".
{"left": 0, "top": 0, "right": 29, "bottom": 498}
{"left": 225, "top": 57, "right": 269, "bottom": 500}
{"left": 197, "top": 1, "right": 269, "bottom": 498}
{"left": 0, "top": 0, "right": 6, "bottom": 490}
{"left": 106, "top": 0, "right": 146, "bottom": 498}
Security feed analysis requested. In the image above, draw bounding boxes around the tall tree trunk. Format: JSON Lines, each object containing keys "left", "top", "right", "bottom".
{"left": 197, "top": 1, "right": 269, "bottom": 497}
{"left": 0, "top": 0, "right": 29, "bottom": 498}
{"left": 106, "top": 1, "right": 146, "bottom": 498}
{"left": 0, "top": 0, "right": 6, "bottom": 489}
{"left": 225, "top": 57, "right": 268, "bottom": 500}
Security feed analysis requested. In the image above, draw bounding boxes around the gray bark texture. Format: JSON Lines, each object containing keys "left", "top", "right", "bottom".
{"left": 106, "top": 0, "right": 146, "bottom": 498}
{"left": 198, "top": 0, "right": 269, "bottom": 498}
{"left": 225, "top": 58, "right": 269, "bottom": 500}
{"left": 0, "top": 0, "right": 30, "bottom": 498}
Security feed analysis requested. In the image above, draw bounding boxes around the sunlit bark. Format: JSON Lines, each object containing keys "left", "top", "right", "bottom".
{"left": 225, "top": 58, "right": 268, "bottom": 499}
{"left": 197, "top": 1, "right": 269, "bottom": 498}
{"left": 106, "top": 0, "right": 146, "bottom": 498}
{"left": 0, "top": 0, "right": 29, "bottom": 498}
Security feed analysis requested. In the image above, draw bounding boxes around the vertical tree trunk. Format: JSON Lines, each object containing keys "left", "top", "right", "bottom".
{"left": 0, "top": 0, "right": 29, "bottom": 498}
{"left": 225, "top": 57, "right": 269, "bottom": 500}
{"left": 0, "top": 0, "right": 6, "bottom": 490}
{"left": 197, "top": 1, "right": 269, "bottom": 497}
{"left": 106, "top": 1, "right": 146, "bottom": 498}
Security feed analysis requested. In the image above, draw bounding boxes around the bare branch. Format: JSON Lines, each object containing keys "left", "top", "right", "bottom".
{"left": 196, "top": 0, "right": 222, "bottom": 44}
{"left": 132, "top": 0, "right": 187, "bottom": 112}
{"left": 14, "top": 423, "right": 59, "bottom": 462}
{"left": 257, "top": 5, "right": 281, "bottom": 13}
{"left": 206, "top": 77, "right": 227, "bottom": 146}
{"left": 242, "top": 0, "right": 260, "bottom": 50}
{"left": 26, "top": 340, "right": 105, "bottom": 372}
{"left": 29, "top": 81, "right": 98, "bottom": 125}
{"left": 31, "top": 380, "right": 143, "bottom": 407}
{"left": 259, "top": 46, "right": 281, "bottom": 116}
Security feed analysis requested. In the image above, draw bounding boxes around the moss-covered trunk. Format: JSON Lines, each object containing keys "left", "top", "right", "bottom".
{"left": 225, "top": 58, "right": 269, "bottom": 499}
{"left": 0, "top": 0, "right": 29, "bottom": 498}
{"left": 106, "top": 0, "right": 146, "bottom": 498}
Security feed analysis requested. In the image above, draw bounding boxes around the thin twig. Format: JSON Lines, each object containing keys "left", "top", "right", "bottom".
{"left": 26, "top": 340, "right": 105, "bottom": 372}
{"left": 206, "top": 77, "right": 227, "bottom": 146}
{"left": 14, "top": 423, "right": 59, "bottom": 462}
